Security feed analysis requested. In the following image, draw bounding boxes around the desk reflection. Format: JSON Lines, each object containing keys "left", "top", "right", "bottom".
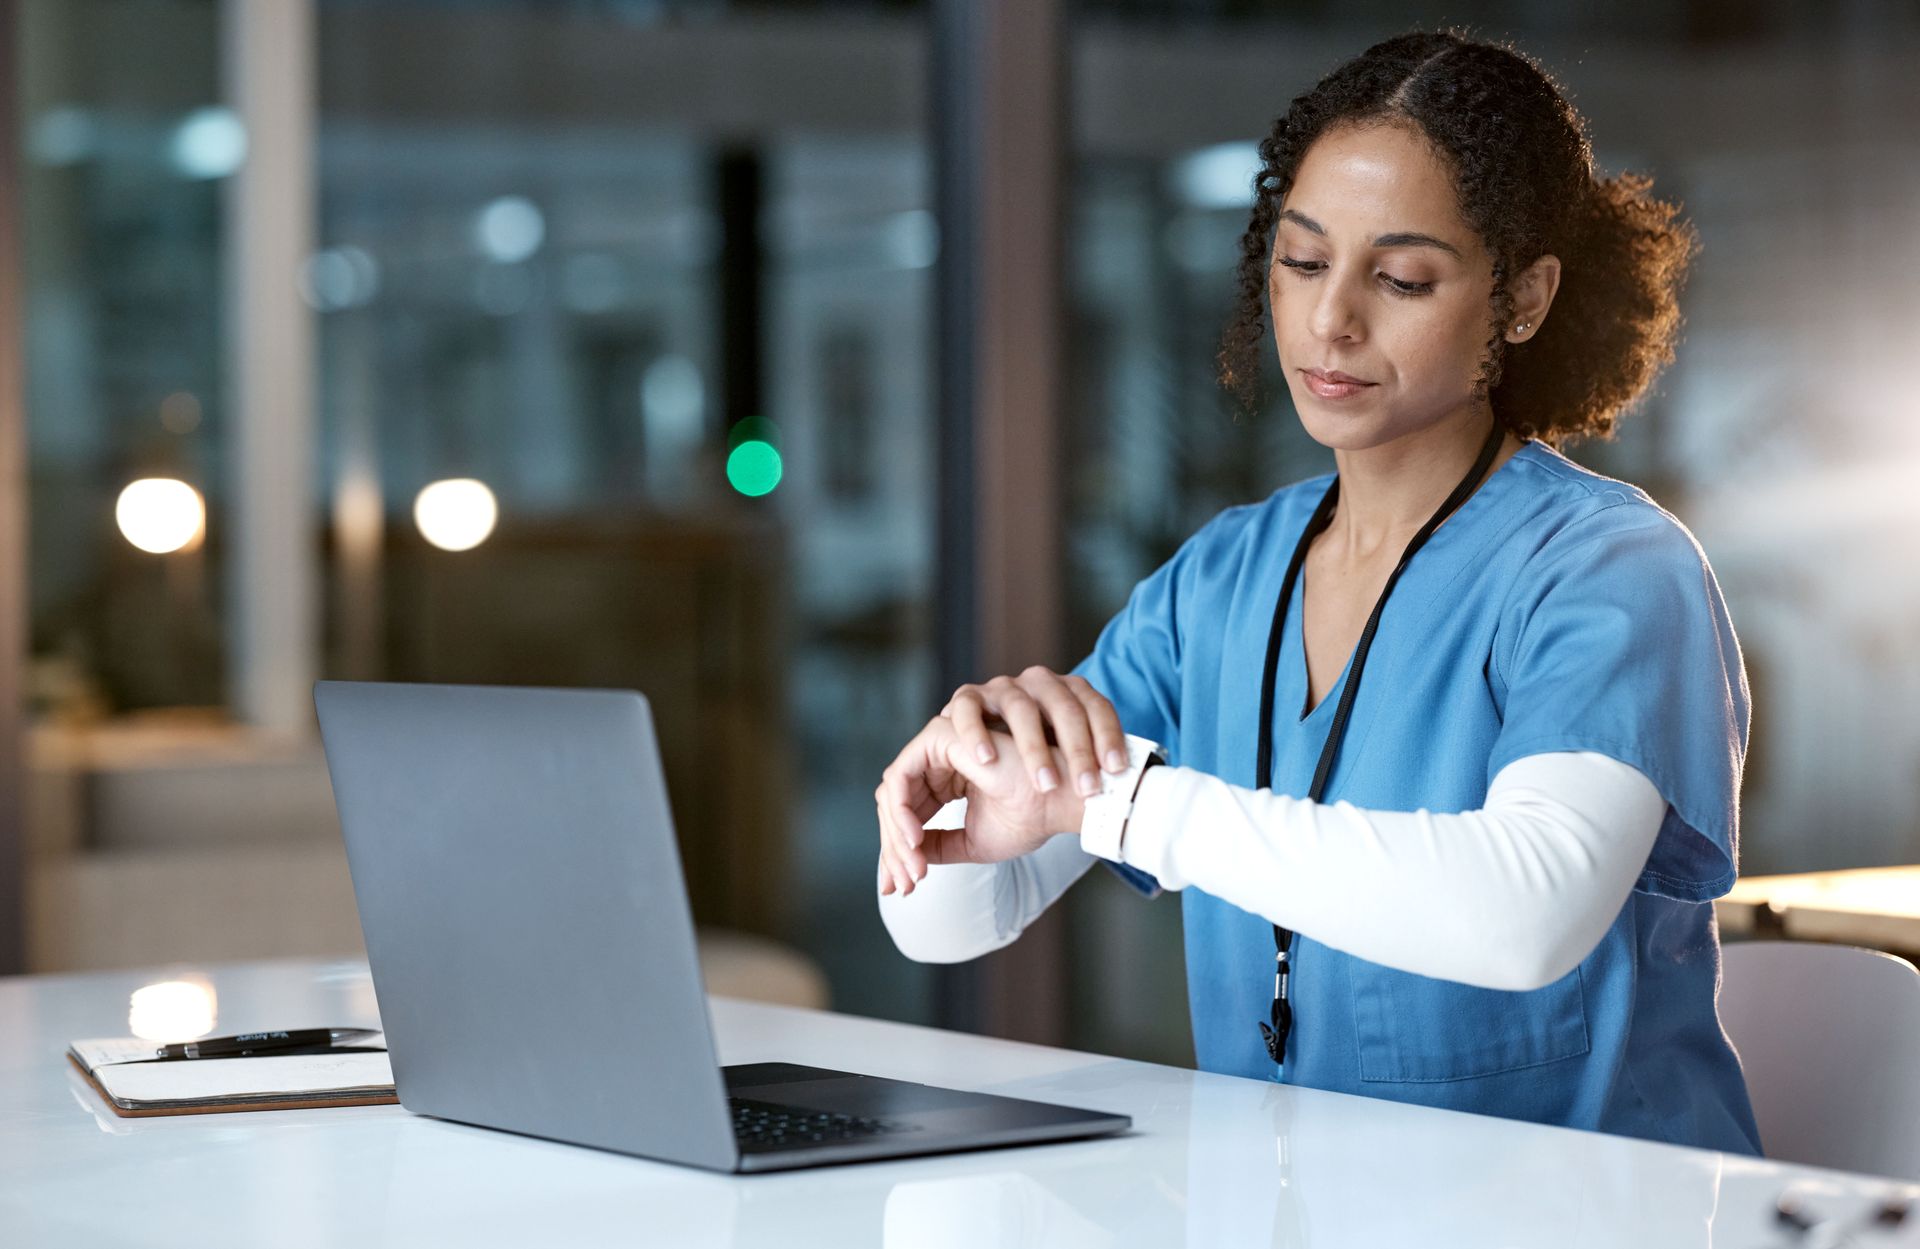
{"left": 146, "top": 1064, "right": 1734, "bottom": 1247}
{"left": 1185, "top": 1073, "right": 1717, "bottom": 1248}
{"left": 373, "top": 1106, "right": 1177, "bottom": 1246}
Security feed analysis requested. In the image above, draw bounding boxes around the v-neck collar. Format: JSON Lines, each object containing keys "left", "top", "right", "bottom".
{"left": 1296, "top": 563, "right": 1351, "bottom": 723}
{"left": 1283, "top": 438, "right": 1539, "bottom": 725}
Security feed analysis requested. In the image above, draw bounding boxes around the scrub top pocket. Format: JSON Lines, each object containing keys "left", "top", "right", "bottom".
{"left": 1350, "top": 961, "right": 1591, "bottom": 1083}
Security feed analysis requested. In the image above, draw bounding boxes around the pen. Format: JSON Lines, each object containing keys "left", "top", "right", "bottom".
{"left": 154, "top": 1028, "right": 382, "bottom": 1061}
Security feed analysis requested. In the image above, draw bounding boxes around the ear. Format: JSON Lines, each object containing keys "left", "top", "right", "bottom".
{"left": 1503, "top": 253, "right": 1562, "bottom": 344}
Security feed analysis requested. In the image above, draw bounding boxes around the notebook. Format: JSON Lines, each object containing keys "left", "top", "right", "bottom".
{"left": 67, "top": 1035, "right": 398, "bottom": 1118}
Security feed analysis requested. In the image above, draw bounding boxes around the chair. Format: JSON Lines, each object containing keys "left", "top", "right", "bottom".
{"left": 1718, "top": 940, "right": 1920, "bottom": 1178}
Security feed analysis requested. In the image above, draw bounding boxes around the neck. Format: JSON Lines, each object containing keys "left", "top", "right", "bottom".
{"left": 1326, "top": 406, "right": 1518, "bottom": 559}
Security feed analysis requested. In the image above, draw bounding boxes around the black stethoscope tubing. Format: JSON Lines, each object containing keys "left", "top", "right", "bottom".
{"left": 1253, "top": 419, "right": 1507, "bottom": 1066}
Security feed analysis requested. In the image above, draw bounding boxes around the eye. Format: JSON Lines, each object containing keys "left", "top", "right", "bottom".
{"left": 1276, "top": 256, "right": 1435, "bottom": 298}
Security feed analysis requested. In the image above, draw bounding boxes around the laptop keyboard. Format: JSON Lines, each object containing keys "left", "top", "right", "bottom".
{"left": 729, "top": 1095, "right": 919, "bottom": 1152}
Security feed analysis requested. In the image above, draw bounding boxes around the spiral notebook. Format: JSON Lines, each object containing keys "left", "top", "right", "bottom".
{"left": 67, "top": 1035, "right": 398, "bottom": 1118}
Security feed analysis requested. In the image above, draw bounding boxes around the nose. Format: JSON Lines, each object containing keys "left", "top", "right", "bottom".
{"left": 1307, "top": 271, "right": 1365, "bottom": 344}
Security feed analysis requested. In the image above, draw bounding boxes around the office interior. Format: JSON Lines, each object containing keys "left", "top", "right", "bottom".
{"left": 1, "top": 0, "right": 1918, "bottom": 1108}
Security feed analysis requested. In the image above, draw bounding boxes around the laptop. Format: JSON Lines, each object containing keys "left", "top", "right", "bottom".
{"left": 314, "top": 680, "right": 1130, "bottom": 1173}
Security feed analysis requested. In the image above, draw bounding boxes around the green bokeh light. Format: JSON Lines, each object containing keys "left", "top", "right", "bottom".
{"left": 727, "top": 414, "right": 780, "bottom": 452}
{"left": 726, "top": 440, "right": 783, "bottom": 496}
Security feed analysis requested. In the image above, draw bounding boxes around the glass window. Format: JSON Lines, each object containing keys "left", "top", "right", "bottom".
{"left": 317, "top": 3, "right": 940, "bottom": 1022}
{"left": 21, "top": 0, "right": 941, "bottom": 1024}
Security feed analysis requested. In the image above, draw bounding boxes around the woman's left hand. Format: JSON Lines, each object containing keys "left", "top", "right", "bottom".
{"left": 876, "top": 717, "right": 1087, "bottom": 895}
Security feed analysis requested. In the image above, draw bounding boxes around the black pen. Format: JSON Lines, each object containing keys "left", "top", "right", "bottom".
{"left": 154, "top": 1028, "right": 382, "bottom": 1061}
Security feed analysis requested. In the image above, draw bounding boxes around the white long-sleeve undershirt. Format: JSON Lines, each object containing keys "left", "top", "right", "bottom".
{"left": 876, "top": 751, "right": 1665, "bottom": 993}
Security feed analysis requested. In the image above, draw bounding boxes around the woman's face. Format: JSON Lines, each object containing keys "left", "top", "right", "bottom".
{"left": 1269, "top": 120, "right": 1499, "bottom": 451}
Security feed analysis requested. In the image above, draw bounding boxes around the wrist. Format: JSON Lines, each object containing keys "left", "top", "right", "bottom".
{"left": 1078, "top": 735, "right": 1166, "bottom": 862}
{"left": 1051, "top": 788, "right": 1088, "bottom": 838}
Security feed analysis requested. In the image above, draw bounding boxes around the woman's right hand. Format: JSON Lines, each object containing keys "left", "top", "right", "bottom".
{"left": 942, "top": 666, "right": 1132, "bottom": 803}
{"left": 873, "top": 667, "right": 1131, "bottom": 897}
{"left": 875, "top": 717, "right": 1074, "bottom": 896}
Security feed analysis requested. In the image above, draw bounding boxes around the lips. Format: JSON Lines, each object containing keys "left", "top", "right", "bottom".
{"left": 1300, "top": 368, "right": 1376, "bottom": 399}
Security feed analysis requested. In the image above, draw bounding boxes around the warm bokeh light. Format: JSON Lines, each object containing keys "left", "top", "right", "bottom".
{"left": 115, "top": 478, "right": 205, "bottom": 554}
{"left": 413, "top": 478, "right": 499, "bottom": 551}
{"left": 128, "top": 979, "right": 217, "bottom": 1042}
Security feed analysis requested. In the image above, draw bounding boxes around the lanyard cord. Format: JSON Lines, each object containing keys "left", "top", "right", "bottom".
{"left": 1254, "top": 420, "right": 1507, "bottom": 1066}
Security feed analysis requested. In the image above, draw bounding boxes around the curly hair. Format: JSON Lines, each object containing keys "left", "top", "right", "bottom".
{"left": 1217, "top": 30, "right": 1699, "bottom": 445}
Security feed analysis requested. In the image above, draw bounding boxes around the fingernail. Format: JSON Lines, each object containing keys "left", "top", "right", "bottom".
{"left": 1105, "top": 749, "right": 1126, "bottom": 772}
{"left": 1036, "top": 767, "right": 1058, "bottom": 792}
{"left": 976, "top": 742, "right": 994, "bottom": 764}
{"left": 1077, "top": 771, "right": 1100, "bottom": 797}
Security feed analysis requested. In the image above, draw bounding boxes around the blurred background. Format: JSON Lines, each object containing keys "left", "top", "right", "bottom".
{"left": 1, "top": 0, "right": 1918, "bottom": 1067}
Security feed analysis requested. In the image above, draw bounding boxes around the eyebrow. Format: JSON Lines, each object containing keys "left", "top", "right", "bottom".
{"left": 1279, "top": 209, "right": 1463, "bottom": 259}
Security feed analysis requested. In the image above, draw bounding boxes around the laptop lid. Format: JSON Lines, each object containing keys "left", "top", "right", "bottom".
{"left": 315, "top": 680, "right": 738, "bottom": 1169}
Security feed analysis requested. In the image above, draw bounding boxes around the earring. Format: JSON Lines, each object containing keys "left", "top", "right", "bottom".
{"left": 1515, "top": 321, "right": 1532, "bottom": 334}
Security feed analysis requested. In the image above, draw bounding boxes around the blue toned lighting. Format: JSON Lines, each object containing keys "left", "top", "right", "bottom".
{"left": 170, "top": 107, "right": 248, "bottom": 180}
{"left": 642, "top": 356, "right": 705, "bottom": 431}
{"left": 1172, "top": 141, "right": 1262, "bottom": 210}
{"left": 885, "top": 209, "right": 940, "bottom": 269}
{"left": 473, "top": 196, "right": 547, "bottom": 264}
{"left": 29, "top": 106, "right": 95, "bottom": 167}
{"left": 298, "top": 246, "right": 381, "bottom": 312}
{"left": 561, "top": 253, "right": 626, "bottom": 313}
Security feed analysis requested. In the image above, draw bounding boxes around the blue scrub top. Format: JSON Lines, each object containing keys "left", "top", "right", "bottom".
{"left": 1070, "top": 440, "right": 1762, "bottom": 1156}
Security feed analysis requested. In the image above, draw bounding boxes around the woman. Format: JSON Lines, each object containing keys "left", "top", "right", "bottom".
{"left": 873, "top": 30, "right": 1760, "bottom": 1156}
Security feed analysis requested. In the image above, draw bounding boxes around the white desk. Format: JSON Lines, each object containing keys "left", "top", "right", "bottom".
{"left": 3, "top": 958, "right": 1916, "bottom": 1247}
